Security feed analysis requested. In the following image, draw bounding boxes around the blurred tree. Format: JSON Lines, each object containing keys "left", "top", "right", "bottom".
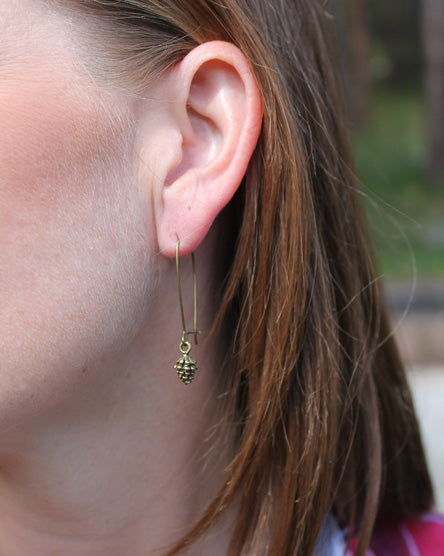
{"left": 329, "top": 0, "right": 369, "bottom": 129}
{"left": 369, "top": 0, "right": 422, "bottom": 89}
{"left": 331, "top": 0, "right": 421, "bottom": 95}
{"left": 348, "top": 0, "right": 369, "bottom": 128}
{"left": 421, "top": 0, "right": 444, "bottom": 185}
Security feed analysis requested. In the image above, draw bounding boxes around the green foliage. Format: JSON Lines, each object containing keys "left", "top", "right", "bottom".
{"left": 354, "top": 90, "right": 444, "bottom": 279}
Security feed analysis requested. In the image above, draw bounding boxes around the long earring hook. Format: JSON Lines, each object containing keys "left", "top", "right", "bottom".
{"left": 176, "top": 239, "right": 198, "bottom": 345}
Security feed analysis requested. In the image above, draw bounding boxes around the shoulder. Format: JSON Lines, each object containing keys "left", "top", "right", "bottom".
{"left": 348, "top": 514, "right": 444, "bottom": 556}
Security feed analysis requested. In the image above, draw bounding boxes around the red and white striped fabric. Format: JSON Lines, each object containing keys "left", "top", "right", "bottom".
{"left": 347, "top": 514, "right": 444, "bottom": 556}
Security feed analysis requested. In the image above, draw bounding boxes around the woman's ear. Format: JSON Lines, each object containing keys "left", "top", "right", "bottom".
{"left": 139, "top": 41, "right": 262, "bottom": 258}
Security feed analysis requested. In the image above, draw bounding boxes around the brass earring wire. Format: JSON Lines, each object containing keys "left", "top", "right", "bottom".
{"left": 174, "top": 239, "right": 199, "bottom": 384}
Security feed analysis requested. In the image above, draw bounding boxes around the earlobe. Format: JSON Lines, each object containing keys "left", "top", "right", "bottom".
{"left": 156, "top": 41, "right": 262, "bottom": 258}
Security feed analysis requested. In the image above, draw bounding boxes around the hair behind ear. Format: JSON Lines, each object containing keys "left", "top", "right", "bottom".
{"left": 72, "top": 1, "right": 434, "bottom": 554}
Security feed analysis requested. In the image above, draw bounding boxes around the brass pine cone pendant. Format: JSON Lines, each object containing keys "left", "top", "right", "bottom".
{"left": 174, "top": 353, "right": 197, "bottom": 385}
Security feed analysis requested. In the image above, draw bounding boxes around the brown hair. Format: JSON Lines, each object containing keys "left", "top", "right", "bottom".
{"left": 62, "top": 1, "right": 433, "bottom": 553}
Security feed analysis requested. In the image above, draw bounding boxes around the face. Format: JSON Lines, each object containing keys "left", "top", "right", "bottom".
{"left": 0, "top": 0, "right": 157, "bottom": 430}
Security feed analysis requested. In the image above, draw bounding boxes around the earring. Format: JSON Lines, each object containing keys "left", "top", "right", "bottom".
{"left": 174, "top": 239, "right": 199, "bottom": 385}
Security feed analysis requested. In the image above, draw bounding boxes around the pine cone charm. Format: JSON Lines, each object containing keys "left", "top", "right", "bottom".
{"left": 174, "top": 353, "right": 197, "bottom": 385}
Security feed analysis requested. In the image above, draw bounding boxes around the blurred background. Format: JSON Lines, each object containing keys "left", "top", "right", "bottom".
{"left": 330, "top": 0, "right": 444, "bottom": 511}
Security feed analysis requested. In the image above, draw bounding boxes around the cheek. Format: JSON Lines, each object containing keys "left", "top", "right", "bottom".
{"left": 0, "top": 68, "right": 153, "bottom": 428}
{"left": 0, "top": 71, "right": 114, "bottom": 224}
{"left": 0, "top": 72, "right": 126, "bottom": 285}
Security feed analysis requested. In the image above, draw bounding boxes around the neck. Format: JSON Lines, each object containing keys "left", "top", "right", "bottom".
{"left": 0, "top": 251, "right": 232, "bottom": 555}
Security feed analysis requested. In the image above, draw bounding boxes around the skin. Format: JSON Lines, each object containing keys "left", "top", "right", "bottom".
{"left": 0, "top": 0, "right": 262, "bottom": 554}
